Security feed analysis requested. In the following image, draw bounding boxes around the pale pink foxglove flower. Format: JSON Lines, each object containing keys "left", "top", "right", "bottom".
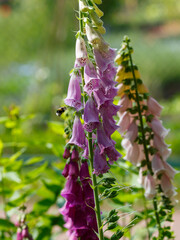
{"left": 144, "top": 174, "right": 156, "bottom": 199}
{"left": 118, "top": 111, "right": 131, "bottom": 135}
{"left": 118, "top": 95, "right": 132, "bottom": 113}
{"left": 124, "top": 142, "right": 140, "bottom": 166}
{"left": 151, "top": 154, "right": 165, "bottom": 176}
{"left": 153, "top": 134, "right": 171, "bottom": 161}
{"left": 161, "top": 173, "right": 177, "bottom": 198}
{"left": 124, "top": 121, "right": 138, "bottom": 143}
{"left": 75, "top": 36, "right": 87, "bottom": 67}
{"left": 149, "top": 118, "right": 169, "bottom": 138}
{"left": 162, "top": 161, "right": 178, "bottom": 179}
{"left": 147, "top": 97, "right": 163, "bottom": 117}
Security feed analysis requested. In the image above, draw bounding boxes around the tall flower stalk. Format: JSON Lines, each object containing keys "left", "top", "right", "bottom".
{"left": 60, "top": 1, "right": 121, "bottom": 239}
{"left": 116, "top": 36, "right": 177, "bottom": 239}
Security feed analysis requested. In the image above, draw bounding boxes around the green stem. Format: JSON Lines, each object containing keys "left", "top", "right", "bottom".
{"left": 127, "top": 41, "right": 162, "bottom": 236}
{"left": 88, "top": 132, "right": 104, "bottom": 240}
{"left": 142, "top": 190, "right": 151, "bottom": 240}
{"left": 79, "top": 3, "right": 104, "bottom": 239}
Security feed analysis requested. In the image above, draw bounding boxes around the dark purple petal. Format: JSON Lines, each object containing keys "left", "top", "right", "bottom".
{"left": 105, "top": 146, "right": 122, "bottom": 164}
{"left": 71, "top": 149, "right": 80, "bottom": 161}
{"left": 97, "top": 125, "right": 113, "bottom": 154}
{"left": 63, "top": 148, "right": 71, "bottom": 159}
{"left": 93, "top": 146, "right": 110, "bottom": 175}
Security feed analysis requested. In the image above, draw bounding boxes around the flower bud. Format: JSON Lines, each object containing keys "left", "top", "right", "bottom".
{"left": 63, "top": 147, "right": 71, "bottom": 159}
{"left": 71, "top": 148, "right": 79, "bottom": 161}
{"left": 22, "top": 226, "right": 29, "bottom": 238}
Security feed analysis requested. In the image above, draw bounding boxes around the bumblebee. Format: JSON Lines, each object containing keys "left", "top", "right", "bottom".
{"left": 56, "top": 107, "right": 67, "bottom": 117}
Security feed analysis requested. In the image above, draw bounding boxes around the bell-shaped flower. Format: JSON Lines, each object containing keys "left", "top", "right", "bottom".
{"left": 124, "top": 142, "right": 140, "bottom": 166}
{"left": 162, "top": 161, "right": 178, "bottom": 179}
{"left": 153, "top": 134, "right": 171, "bottom": 160}
{"left": 68, "top": 116, "right": 86, "bottom": 149}
{"left": 118, "top": 95, "right": 132, "bottom": 113}
{"left": 71, "top": 149, "right": 80, "bottom": 161}
{"left": 76, "top": 36, "right": 87, "bottom": 67}
{"left": 102, "top": 114, "right": 119, "bottom": 137}
{"left": 161, "top": 173, "right": 177, "bottom": 198}
{"left": 93, "top": 146, "right": 110, "bottom": 175}
{"left": 63, "top": 147, "right": 71, "bottom": 159}
{"left": 147, "top": 97, "right": 163, "bottom": 117}
{"left": 16, "top": 230, "right": 23, "bottom": 240}
{"left": 149, "top": 118, "right": 169, "bottom": 138}
{"left": 64, "top": 73, "right": 82, "bottom": 111}
{"left": 121, "top": 138, "right": 130, "bottom": 150}
{"left": 94, "top": 47, "right": 116, "bottom": 72}
{"left": 97, "top": 124, "right": 113, "bottom": 154}
{"left": 144, "top": 174, "right": 156, "bottom": 199}
{"left": 105, "top": 146, "right": 122, "bottom": 164}
{"left": 118, "top": 112, "right": 131, "bottom": 135}
{"left": 151, "top": 154, "right": 165, "bottom": 176}
{"left": 83, "top": 98, "right": 99, "bottom": 132}
{"left": 61, "top": 176, "right": 83, "bottom": 203}
{"left": 124, "top": 121, "right": 138, "bottom": 143}
{"left": 93, "top": 87, "right": 109, "bottom": 108}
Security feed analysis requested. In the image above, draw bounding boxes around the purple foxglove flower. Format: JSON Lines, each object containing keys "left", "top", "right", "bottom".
{"left": 71, "top": 149, "right": 80, "bottom": 161}
{"left": 84, "top": 61, "right": 100, "bottom": 96}
{"left": 124, "top": 121, "right": 138, "bottom": 143}
{"left": 64, "top": 73, "right": 82, "bottom": 111}
{"left": 103, "top": 86, "right": 118, "bottom": 99}
{"left": 62, "top": 161, "right": 80, "bottom": 178}
{"left": 153, "top": 134, "right": 171, "bottom": 161}
{"left": 61, "top": 177, "right": 83, "bottom": 203}
{"left": 118, "top": 112, "right": 132, "bottom": 135}
{"left": 124, "top": 142, "right": 140, "bottom": 166}
{"left": 162, "top": 161, "right": 178, "bottom": 179}
{"left": 105, "top": 146, "right": 122, "bottom": 164}
{"left": 161, "top": 173, "right": 177, "bottom": 198}
{"left": 94, "top": 47, "right": 116, "bottom": 72}
{"left": 93, "top": 146, "right": 110, "bottom": 175}
{"left": 83, "top": 98, "right": 99, "bottom": 132}
{"left": 22, "top": 226, "right": 29, "bottom": 238}
{"left": 100, "top": 101, "right": 120, "bottom": 118}
{"left": 82, "top": 140, "right": 89, "bottom": 159}
{"left": 149, "top": 118, "right": 169, "bottom": 138}
{"left": 80, "top": 161, "right": 90, "bottom": 182}
{"left": 144, "top": 174, "right": 156, "bottom": 199}
{"left": 147, "top": 97, "right": 163, "bottom": 117}
{"left": 93, "top": 87, "right": 109, "bottom": 109}
{"left": 17, "top": 229, "right": 23, "bottom": 240}
{"left": 151, "top": 154, "right": 165, "bottom": 176}
{"left": 100, "top": 63, "right": 117, "bottom": 82}
{"left": 97, "top": 125, "right": 113, "bottom": 154}
{"left": 118, "top": 95, "right": 132, "bottom": 113}
{"left": 63, "top": 147, "right": 71, "bottom": 159}
{"left": 102, "top": 114, "right": 119, "bottom": 137}
{"left": 76, "top": 36, "right": 87, "bottom": 67}
{"left": 68, "top": 116, "right": 86, "bottom": 149}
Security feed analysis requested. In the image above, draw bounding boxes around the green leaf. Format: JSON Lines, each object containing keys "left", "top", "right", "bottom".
{"left": 9, "top": 147, "right": 26, "bottom": 162}
{"left": 0, "top": 218, "right": 15, "bottom": 231}
{"left": 25, "top": 156, "right": 43, "bottom": 165}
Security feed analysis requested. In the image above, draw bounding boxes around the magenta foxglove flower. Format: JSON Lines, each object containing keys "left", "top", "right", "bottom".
{"left": 68, "top": 116, "right": 86, "bottom": 149}
{"left": 17, "top": 230, "right": 23, "bottom": 240}
{"left": 64, "top": 73, "right": 82, "bottom": 111}
{"left": 22, "top": 226, "right": 30, "bottom": 238}
{"left": 93, "top": 146, "right": 110, "bottom": 175}
{"left": 105, "top": 146, "right": 122, "bottom": 164}
{"left": 83, "top": 97, "right": 99, "bottom": 132}
{"left": 144, "top": 174, "right": 156, "bottom": 199}
{"left": 71, "top": 149, "right": 80, "bottom": 161}
{"left": 63, "top": 147, "right": 71, "bottom": 159}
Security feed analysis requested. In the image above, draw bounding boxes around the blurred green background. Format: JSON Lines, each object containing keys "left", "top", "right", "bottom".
{"left": 0, "top": 0, "right": 180, "bottom": 159}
